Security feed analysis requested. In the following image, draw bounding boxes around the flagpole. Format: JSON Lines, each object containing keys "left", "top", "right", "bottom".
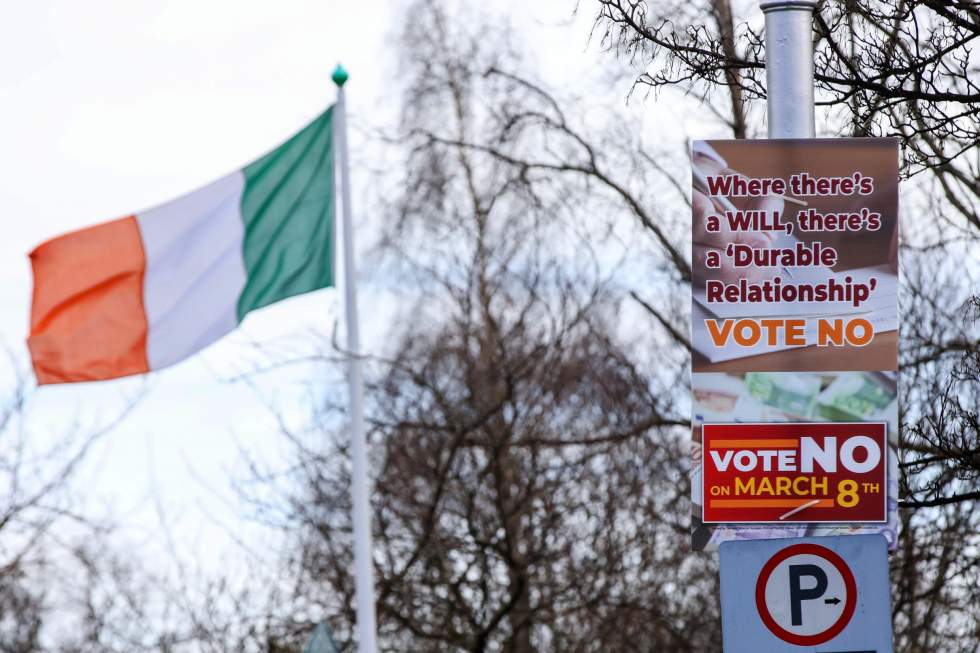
{"left": 332, "top": 64, "right": 379, "bottom": 653}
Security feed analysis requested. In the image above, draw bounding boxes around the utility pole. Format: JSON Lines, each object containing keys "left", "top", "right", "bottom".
{"left": 761, "top": 0, "right": 817, "bottom": 138}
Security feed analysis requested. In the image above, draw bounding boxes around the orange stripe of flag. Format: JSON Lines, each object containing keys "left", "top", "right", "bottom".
{"left": 28, "top": 216, "right": 149, "bottom": 384}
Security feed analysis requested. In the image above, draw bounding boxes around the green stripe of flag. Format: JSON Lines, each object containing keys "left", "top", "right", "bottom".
{"left": 237, "top": 107, "right": 335, "bottom": 321}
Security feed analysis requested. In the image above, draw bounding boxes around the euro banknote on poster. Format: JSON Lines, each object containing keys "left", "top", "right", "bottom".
{"left": 690, "top": 138, "right": 900, "bottom": 551}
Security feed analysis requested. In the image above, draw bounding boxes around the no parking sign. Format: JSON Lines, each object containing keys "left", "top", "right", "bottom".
{"left": 720, "top": 535, "right": 893, "bottom": 652}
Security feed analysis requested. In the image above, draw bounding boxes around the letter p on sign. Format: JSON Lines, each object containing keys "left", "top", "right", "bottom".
{"left": 788, "top": 564, "right": 828, "bottom": 627}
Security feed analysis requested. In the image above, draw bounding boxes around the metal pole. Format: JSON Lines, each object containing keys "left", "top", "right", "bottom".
{"left": 761, "top": 0, "right": 817, "bottom": 138}
{"left": 332, "top": 64, "right": 379, "bottom": 653}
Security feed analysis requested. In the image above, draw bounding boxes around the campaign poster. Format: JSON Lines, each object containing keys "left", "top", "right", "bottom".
{"left": 690, "top": 139, "right": 899, "bottom": 551}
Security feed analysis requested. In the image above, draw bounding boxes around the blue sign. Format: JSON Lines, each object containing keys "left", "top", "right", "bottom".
{"left": 720, "top": 535, "right": 893, "bottom": 652}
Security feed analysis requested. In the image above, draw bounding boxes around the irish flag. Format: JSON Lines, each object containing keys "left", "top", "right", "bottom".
{"left": 28, "top": 108, "right": 335, "bottom": 384}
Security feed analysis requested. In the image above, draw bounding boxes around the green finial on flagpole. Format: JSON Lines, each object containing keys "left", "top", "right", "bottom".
{"left": 332, "top": 64, "right": 349, "bottom": 87}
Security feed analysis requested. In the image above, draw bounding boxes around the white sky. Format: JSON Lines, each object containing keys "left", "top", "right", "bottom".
{"left": 0, "top": 0, "right": 407, "bottom": 577}
{"left": 0, "top": 0, "right": 722, "bottom": 584}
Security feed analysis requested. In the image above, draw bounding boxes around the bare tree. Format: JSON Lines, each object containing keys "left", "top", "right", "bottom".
{"left": 0, "top": 362, "right": 130, "bottom": 651}
{"left": 234, "top": 2, "right": 724, "bottom": 651}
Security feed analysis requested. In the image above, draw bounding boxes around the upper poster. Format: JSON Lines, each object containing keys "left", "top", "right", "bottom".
{"left": 691, "top": 139, "right": 898, "bottom": 373}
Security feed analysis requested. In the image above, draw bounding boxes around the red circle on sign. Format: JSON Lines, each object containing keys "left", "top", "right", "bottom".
{"left": 754, "top": 543, "right": 857, "bottom": 646}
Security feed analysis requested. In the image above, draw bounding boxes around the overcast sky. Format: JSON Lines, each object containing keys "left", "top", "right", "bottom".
{"left": 0, "top": 0, "right": 598, "bottom": 575}
{"left": 0, "top": 0, "right": 721, "bottom": 579}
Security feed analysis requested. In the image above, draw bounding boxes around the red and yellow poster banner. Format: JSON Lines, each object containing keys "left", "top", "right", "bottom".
{"left": 701, "top": 422, "right": 887, "bottom": 524}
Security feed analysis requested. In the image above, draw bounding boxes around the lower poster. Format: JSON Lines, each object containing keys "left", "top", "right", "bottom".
{"left": 690, "top": 370, "right": 898, "bottom": 551}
